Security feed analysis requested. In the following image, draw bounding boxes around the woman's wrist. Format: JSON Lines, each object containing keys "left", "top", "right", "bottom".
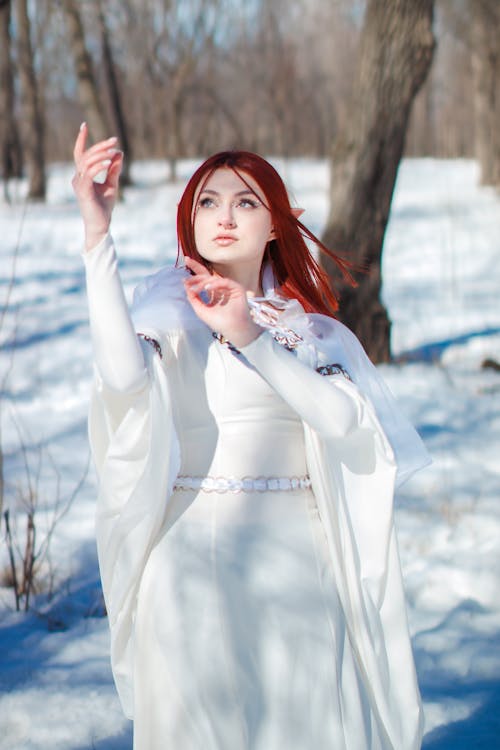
{"left": 225, "top": 321, "right": 262, "bottom": 349}
{"left": 84, "top": 229, "right": 110, "bottom": 253}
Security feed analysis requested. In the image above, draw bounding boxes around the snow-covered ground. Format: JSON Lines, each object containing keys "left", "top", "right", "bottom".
{"left": 0, "top": 158, "right": 499, "bottom": 749}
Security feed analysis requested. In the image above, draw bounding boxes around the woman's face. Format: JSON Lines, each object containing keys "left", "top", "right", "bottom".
{"left": 193, "top": 168, "right": 274, "bottom": 277}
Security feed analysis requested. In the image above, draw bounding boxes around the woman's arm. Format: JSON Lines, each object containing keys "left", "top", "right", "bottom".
{"left": 239, "top": 332, "right": 359, "bottom": 438}
{"left": 72, "top": 125, "right": 146, "bottom": 392}
{"left": 84, "top": 234, "right": 147, "bottom": 392}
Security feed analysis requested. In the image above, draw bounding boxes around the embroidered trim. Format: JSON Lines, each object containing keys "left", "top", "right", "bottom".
{"left": 316, "top": 363, "right": 352, "bottom": 381}
{"left": 138, "top": 333, "right": 162, "bottom": 359}
{"left": 211, "top": 331, "right": 241, "bottom": 354}
{"left": 212, "top": 328, "right": 301, "bottom": 356}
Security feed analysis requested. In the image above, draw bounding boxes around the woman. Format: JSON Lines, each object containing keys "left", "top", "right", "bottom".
{"left": 73, "top": 123, "right": 429, "bottom": 750}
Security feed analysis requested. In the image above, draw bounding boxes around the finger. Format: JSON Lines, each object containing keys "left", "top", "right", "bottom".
{"left": 183, "top": 277, "right": 216, "bottom": 306}
{"left": 186, "top": 281, "right": 231, "bottom": 309}
{"left": 80, "top": 150, "right": 113, "bottom": 172}
{"left": 184, "top": 280, "right": 206, "bottom": 306}
{"left": 83, "top": 137, "right": 119, "bottom": 161}
{"left": 73, "top": 122, "right": 88, "bottom": 163}
{"left": 77, "top": 159, "right": 112, "bottom": 184}
{"left": 81, "top": 147, "right": 122, "bottom": 174}
{"left": 183, "top": 276, "right": 211, "bottom": 295}
{"left": 202, "top": 278, "right": 236, "bottom": 296}
{"left": 75, "top": 136, "right": 119, "bottom": 174}
{"left": 184, "top": 267, "right": 236, "bottom": 292}
{"left": 184, "top": 256, "right": 211, "bottom": 276}
{"left": 184, "top": 274, "right": 227, "bottom": 293}
{"left": 106, "top": 152, "right": 123, "bottom": 187}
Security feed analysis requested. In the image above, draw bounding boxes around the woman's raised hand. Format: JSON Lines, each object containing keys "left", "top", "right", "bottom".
{"left": 72, "top": 123, "right": 123, "bottom": 251}
{"left": 183, "top": 257, "right": 262, "bottom": 349}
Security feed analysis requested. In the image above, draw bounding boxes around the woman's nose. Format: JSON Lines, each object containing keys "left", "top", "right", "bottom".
{"left": 218, "top": 205, "right": 236, "bottom": 228}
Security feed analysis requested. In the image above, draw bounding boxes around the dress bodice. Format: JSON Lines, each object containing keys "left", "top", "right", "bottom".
{"left": 167, "top": 328, "right": 307, "bottom": 479}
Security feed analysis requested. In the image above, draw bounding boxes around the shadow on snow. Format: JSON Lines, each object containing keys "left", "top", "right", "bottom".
{"left": 422, "top": 680, "right": 500, "bottom": 749}
{"left": 395, "top": 326, "right": 500, "bottom": 364}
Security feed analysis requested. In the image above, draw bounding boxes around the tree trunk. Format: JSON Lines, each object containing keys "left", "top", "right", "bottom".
{"left": 0, "top": 0, "right": 22, "bottom": 199}
{"left": 470, "top": 0, "right": 500, "bottom": 186}
{"left": 62, "top": 0, "right": 109, "bottom": 143}
{"left": 321, "top": 0, "right": 435, "bottom": 362}
{"left": 15, "top": 0, "right": 46, "bottom": 200}
{"left": 166, "top": 92, "right": 184, "bottom": 182}
{"left": 96, "top": 0, "right": 132, "bottom": 184}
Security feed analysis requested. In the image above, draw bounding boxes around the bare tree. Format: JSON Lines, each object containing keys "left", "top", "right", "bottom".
{"left": 95, "top": 0, "right": 132, "bottom": 184}
{"left": 6, "top": 0, "right": 470, "bottom": 169}
{"left": 14, "top": 0, "right": 46, "bottom": 200}
{"left": 0, "top": 0, "right": 23, "bottom": 201}
{"left": 321, "top": 0, "right": 436, "bottom": 362}
{"left": 469, "top": 0, "right": 500, "bottom": 186}
{"left": 142, "top": 0, "right": 220, "bottom": 180}
{"left": 61, "top": 0, "right": 109, "bottom": 143}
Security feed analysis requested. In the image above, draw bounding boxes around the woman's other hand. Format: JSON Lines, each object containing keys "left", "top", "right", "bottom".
{"left": 183, "top": 257, "right": 262, "bottom": 348}
{"left": 72, "top": 123, "right": 123, "bottom": 251}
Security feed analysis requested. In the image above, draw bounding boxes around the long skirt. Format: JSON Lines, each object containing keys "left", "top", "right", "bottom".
{"left": 132, "top": 487, "right": 385, "bottom": 750}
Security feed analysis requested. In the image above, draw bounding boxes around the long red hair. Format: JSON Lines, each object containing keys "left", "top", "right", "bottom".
{"left": 176, "top": 151, "right": 355, "bottom": 316}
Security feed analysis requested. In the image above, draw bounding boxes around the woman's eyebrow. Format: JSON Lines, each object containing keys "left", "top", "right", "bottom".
{"left": 199, "top": 188, "right": 259, "bottom": 197}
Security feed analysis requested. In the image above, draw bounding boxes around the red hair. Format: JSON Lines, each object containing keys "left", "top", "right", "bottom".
{"left": 176, "top": 151, "right": 355, "bottom": 316}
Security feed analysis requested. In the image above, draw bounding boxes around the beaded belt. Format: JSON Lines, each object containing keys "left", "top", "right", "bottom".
{"left": 173, "top": 475, "right": 311, "bottom": 494}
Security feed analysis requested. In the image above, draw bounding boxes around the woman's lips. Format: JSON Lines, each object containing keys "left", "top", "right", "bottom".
{"left": 213, "top": 235, "right": 237, "bottom": 246}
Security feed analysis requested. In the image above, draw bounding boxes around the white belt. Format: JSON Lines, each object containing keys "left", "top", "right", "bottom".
{"left": 173, "top": 474, "right": 311, "bottom": 494}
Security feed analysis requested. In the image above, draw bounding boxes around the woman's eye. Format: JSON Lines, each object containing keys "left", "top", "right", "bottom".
{"left": 238, "top": 198, "right": 259, "bottom": 208}
{"left": 198, "top": 197, "right": 215, "bottom": 208}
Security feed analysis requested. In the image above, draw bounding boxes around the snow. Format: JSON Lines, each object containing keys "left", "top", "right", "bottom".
{"left": 1, "top": 157, "right": 499, "bottom": 749}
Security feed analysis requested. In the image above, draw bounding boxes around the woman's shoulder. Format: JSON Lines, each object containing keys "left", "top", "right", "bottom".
{"left": 131, "top": 264, "right": 202, "bottom": 339}
{"left": 132, "top": 264, "right": 188, "bottom": 306}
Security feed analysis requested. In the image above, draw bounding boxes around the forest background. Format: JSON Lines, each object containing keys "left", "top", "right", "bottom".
{"left": 1, "top": 0, "right": 499, "bottom": 362}
{"left": 1, "top": 1, "right": 500, "bottom": 748}
{"left": 2, "top": 0, "right": 499, "bottom": 186}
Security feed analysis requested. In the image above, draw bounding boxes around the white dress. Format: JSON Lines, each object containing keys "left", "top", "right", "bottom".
{"left": 132, "top": 326, "right": 375, "bottom": 749}
{"left": 84, "top": 236, "right": 428, "bottom": 750}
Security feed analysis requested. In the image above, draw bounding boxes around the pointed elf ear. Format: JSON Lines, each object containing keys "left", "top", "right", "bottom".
{"left": 269, "top": 207, "right": 304, "bottom": 239}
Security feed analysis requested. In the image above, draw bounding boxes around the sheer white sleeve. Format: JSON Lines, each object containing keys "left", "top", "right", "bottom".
{"left": 83, "top": 234, "right": 147, "bottom": 392}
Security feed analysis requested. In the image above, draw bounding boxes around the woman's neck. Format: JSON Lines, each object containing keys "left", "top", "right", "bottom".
{"left": 210, "top": 262, "right": 263, "bottom": 297}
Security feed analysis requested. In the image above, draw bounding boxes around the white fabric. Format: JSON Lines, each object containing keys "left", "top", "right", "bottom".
{"left": 84, "top": 234, "right": 146, "bottom": 392}
{"left": 85, "top": 236, "right": 426, "bottom": 749}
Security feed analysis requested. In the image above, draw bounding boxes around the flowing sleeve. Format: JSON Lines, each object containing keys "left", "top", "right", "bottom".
{"left": 89, "top": 339, "right": 181, "bottom": 718}
{"left": 308, "top": 314, "right": 431, "bottom": 487}
{"left": 84, "top": 243, "right": 183, "bottom": 717}
{"left": 302, "top": 410, "right": 424, "bottom": 749}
